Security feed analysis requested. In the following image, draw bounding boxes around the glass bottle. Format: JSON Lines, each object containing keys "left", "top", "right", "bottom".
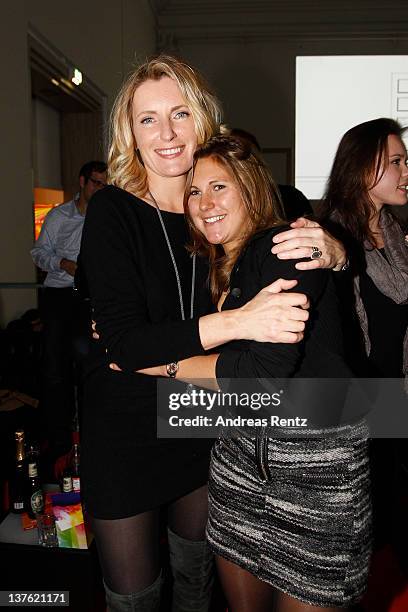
{"left": 26, "top": 442, "right": 44, "bottom": 518}
{"left": 11, "top": 430, "right": 26, "bottom": 514}
{"left": 71, "top": 443, "right": 80, "bottom": 493}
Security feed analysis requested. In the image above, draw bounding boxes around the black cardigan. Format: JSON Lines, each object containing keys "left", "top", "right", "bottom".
{"left": 217, "top": 227, "right": 349, "bottom": 379}
{"left": 215, "top": 228, "right": 360, "bottom": 427}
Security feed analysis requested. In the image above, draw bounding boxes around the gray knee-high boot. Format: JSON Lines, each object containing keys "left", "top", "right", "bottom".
{"left": 104, "top": 570, "right": 163, "bottom": 612}
{"left": 167, "top": 528, "right": 214, "bottom": 612}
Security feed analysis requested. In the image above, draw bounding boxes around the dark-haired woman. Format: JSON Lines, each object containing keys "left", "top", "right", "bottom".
{"left": 319, "top": 117, "right": 408, "bottom": 379}
{"left": 318, "top": 117, "right": 408, "bottom": 559}
{"left": 135, "top": 135, "right": 371, "bottom": 611}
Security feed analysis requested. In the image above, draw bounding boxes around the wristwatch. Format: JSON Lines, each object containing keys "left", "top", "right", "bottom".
{"left": 166, "top": 362, "right": 179, "bottom": 378}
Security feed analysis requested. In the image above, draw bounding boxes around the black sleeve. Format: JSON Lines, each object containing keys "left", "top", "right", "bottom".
{"left": 216, "top": 249, "right": 329, "bottom": 381}
{"left": 80, "top": 190, "right": 204, "bottom": 371}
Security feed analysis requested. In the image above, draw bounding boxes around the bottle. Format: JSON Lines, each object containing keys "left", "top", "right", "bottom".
{"left": 60, "top": 425, "right": 80, "bottom": 494}
{"left": 26, "top": 443, "right": 44, "bottom": 518}
{"left": 11, "top": 430, "right": 26, "bottom": 513}
{"left": 71, "top": 443, "right": 80, "bottom": 493}
{"left": 62, "top": 468, "right": 73, "bottom": 493}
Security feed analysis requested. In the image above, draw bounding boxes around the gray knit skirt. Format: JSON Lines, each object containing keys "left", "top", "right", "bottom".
{"left": 206, "top": 420, "right": 372, "bottom": 608}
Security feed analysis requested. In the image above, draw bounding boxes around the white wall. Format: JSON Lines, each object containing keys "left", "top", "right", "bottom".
{"left": 296, "top": 55, "right": 408, "bottom": 199}
{"left": 0, "top": 0, "right": 156, "bottom": 326}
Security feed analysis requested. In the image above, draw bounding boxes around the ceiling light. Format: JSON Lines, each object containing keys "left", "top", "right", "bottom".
{"left": 71, "top": 68, "right": 82, "bottom": 86}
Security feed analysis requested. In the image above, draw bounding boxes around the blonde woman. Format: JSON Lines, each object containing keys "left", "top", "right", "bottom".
{"left": 81, "top": 56, "right": 345, "bottom": 611}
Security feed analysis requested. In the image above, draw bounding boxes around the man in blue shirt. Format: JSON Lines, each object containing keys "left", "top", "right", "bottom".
{"left": 31, "top": 161, "right": 107, "bottom": 465}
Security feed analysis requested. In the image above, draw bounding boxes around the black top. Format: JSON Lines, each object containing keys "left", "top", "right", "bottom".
{"left": 359, "top": 250, "right": 408, "bottom": 377}
{"left": 277, "top": 184, "right": 313, "bottom": 221}
{"left": 215, "top": 228, "right": 356, "bottom": 427}
{"left": 79, "top": 186, "right": 214, "bottom": 518}
{"left": 82, "top": 186, "right": 212, "bottom": 374}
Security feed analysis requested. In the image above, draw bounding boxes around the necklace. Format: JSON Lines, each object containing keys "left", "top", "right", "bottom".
{"left": 148, "top": 191, "right": 196, "bottom": 320}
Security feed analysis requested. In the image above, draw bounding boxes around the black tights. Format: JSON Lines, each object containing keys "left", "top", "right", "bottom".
{"left": 91, "top": 484, "right": 209, "bottom": 595}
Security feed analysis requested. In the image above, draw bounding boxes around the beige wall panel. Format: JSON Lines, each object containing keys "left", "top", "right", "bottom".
{"left": 0, "top": 0, "right": 156, "bottom": 326}
{"left": 0, "top": 3, "right": 37, "bottom": 324}
{"left": 61, "top": 111, "right": 105, "bottom": 200}
{"left": 122, "top": 0, "right": 157, "bottom": 74}
{"left": 0, "top": 289, "right": 38, "bottom": 326}
{"left": 28, "top": 0, "right": 156, "bottom": 109}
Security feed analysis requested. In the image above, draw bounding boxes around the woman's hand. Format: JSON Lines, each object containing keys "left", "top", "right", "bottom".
{"left": 271, "top": 217, "right": 347, "bottom": 271}
{"left": 234, "top": 278, "right": 309, "bottom": 344}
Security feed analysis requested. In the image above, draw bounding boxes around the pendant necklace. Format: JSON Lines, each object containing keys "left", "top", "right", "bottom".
{"left": 148, "top": 190, "right": 196, "bottom": 320}
{"left": 149, "top": 191, "right": 197, "bottom": 397}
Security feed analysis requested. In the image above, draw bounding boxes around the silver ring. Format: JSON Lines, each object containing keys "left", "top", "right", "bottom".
{"left": 310, "top": 246, "right": 322, "bottom": 260}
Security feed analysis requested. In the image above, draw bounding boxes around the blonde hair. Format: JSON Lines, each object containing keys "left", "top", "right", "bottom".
{"left": 108, "top": 55, "right": 222, "bottom": 196}
{"left": 184, "top": 135, "right": 285, "bottom": 303}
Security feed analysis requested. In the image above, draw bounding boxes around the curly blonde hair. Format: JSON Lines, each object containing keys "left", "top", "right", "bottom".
{"left": 108, "top": 55, "right": 222, "bottom": 196}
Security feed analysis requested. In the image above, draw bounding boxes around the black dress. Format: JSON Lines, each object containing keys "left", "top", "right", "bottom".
{"left": 80, "top": 186, "right": 213, "bottom": 519}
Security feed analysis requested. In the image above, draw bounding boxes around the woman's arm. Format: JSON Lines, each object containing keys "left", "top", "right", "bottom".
{"left": 131, "top": 354, "right": 220, "bottom": 389}
{"left": 271, "top": 217, "right": 347, "bottom": 271}
{"left": 111, "top": 276, "right": 309, "bottom": 379}
{"left": 199, "top": 277, "right": 309, "bottom": 349}
{"left": 215, "top": 253, "right": 327, "bottom": 382}
{"left": 83, "top": 192, "right": 310, "bottom": 371}
{"left": 127, "top": 252, "right": 326, "bottom": 385}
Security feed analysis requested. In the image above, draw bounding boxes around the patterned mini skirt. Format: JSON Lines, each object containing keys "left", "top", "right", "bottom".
{"left": 206, "top": 419, "right": 372, "bottom": 608}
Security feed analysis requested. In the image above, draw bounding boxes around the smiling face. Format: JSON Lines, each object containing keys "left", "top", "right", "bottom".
{"left": 132, "top": 76, "right": 198, "bottom": 182}
{"left": 368, "top": 134, "right": 408, "bottom": 211}
{"left": 188, "top": 157, "right": 249, "bottom": 254}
